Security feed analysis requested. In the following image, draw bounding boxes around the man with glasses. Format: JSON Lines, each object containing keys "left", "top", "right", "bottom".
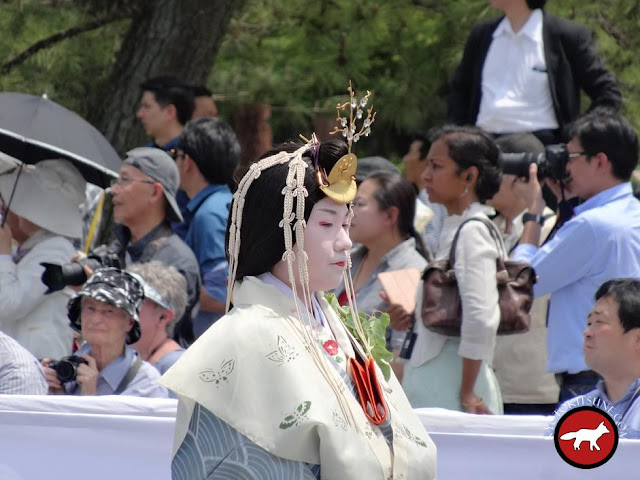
{"left": 513, "top": 109, "right": 640, "bottom": 403}
{"left": 109, "top": 147, "right": 200, "bottom": 346}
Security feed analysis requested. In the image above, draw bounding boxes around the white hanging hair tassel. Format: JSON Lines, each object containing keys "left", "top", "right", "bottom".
{"left": 225, "top": 140, "right": 359, "bottom": 430}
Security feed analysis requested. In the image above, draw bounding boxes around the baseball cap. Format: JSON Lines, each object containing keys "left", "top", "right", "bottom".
{"left": 123, "top": 147, "right": 183, "bottom": 222}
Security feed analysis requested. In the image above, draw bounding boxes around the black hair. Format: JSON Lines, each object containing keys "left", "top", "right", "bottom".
{"left": 408, "top": 133, "right": 430, "bottom": 161}
{"left": 140, "top": 76, "right": 195, "bottom": 126}
{"left": 231, "top": 139, "right": 348, "bottom": 280}
{"left": 190, "top": 85, "right": 212, "bottom": 97}
{"left": 526, "top": 0, "right": 546, "bottom": 9}
{"left": 567, "top": 108, "right": 639, "bottom": 181}
{"left": 430, "top": 125, "right": 502, "bottom": 203}
{"left": 595, "top": 278, "right": 640, "bottom": 332}
{"left": 177, "top": 117, "right": 241, "bottom": 189}
{"left": 365, "top": 171, "right": 429, "bottom": 260}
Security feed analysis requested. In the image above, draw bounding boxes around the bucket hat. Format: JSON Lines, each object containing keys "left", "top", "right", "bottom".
{"left": 67, "top": 267, "right": 145, "bottom": 344}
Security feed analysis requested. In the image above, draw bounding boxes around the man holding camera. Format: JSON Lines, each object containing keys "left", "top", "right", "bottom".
{"left": 42, "top": 268, "right": 168, "bottom": 397}
{"left": 109, "top": 147, "right": 200, "bottom": 345}
{"left": 513, "top": 109, "right": 640, "bottom": 403}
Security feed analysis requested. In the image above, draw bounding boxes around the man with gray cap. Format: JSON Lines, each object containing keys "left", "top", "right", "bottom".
{"left": 109, "top": 147, "right": 200, "bottom": 345}
{"left": 41, "top": 268, "right": 168, "bottom": 397}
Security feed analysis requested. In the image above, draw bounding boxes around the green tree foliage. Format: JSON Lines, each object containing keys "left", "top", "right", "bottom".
{"left": 2, "top": 0, "right": 640, "bottom": 159}
{"left": 211, "top": 0, "right": 640, "bottom": 158}
{"left": 0, "top": 1, "right": 129, "bottom": 116}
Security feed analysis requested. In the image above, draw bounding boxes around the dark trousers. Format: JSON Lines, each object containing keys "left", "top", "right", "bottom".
{"left": 555, "top": 370, "right": 601, "bottom": 404}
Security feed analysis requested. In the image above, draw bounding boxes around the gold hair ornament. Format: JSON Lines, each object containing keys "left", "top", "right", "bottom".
{"left": 311, "top": 81, "right": 376, "bottom": 204}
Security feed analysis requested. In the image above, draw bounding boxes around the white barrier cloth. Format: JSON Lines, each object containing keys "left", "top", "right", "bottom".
{"left": 1, "top": 396, "right": 639, "bottom": 479}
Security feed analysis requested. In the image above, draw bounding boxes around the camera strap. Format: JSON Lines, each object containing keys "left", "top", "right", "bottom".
{"left": 115, "top": 355, "right": 143, "bottom": 395}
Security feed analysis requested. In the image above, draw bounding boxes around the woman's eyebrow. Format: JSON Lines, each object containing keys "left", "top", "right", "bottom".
{"left": 317, "top": 207, "right": 338, "bottom": 215}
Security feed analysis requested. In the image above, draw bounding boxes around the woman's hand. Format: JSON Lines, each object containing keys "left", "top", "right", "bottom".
{"left": 460, "top": 391, "right": 493, "bottom": 415}
{"left": 380, "top": 291, "right": 412, "bottom": 331}
{"left": 41, "top": 358, "right": 65, "bottom": 394}
{"left": 0, "top": 220, "right": 12, "bottom": 255}
{"left": 76, "top": 354, "right": 99, "bottom": 395}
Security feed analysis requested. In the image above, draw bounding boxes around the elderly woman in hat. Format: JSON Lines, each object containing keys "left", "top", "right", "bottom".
{"left": 41, "top": 267, "right": 168, "bottom": 397}
{"left": 0, "top": 159, "right": 86, "bottom": 360}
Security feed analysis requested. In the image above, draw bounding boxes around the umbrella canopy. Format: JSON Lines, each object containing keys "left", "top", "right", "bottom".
{"left": 0, "top": 92, "right": 121, "bottom": 188}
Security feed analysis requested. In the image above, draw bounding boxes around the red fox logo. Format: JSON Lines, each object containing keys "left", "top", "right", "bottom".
{"left": 560, "top": 421, "right": 610, "bottom": 451}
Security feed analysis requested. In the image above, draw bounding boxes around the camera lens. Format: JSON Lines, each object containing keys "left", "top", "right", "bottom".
{"left": 51, "top": 359, "right": 77, "bottom": 383}
{"left": 500, "top": 152, "right": 544, "bottom": 179}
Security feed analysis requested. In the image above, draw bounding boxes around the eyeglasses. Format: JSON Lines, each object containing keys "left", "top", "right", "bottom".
{"left": 568, "top": 151, "right": 589, "bottom": 159}
{"left": 110, "top": 176, "right": 156, "bottom": 188}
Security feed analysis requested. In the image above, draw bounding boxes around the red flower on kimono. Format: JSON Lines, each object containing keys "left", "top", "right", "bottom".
{"left": 322, "top": 340, "right": 339, "bottom": 356}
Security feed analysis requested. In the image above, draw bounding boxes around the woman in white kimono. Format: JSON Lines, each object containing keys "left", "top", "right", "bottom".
{"left": 162, "top": 102, "right": 437, "bottom": 478}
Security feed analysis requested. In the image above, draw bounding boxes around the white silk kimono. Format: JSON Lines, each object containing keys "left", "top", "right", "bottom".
{"left": 161, "top": 275, "right": 437, "bottom": 479}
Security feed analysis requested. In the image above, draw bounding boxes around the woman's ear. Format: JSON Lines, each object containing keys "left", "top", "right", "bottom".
{"left": 384, "top": 205, "right": 400, "bottom": 227}
{"left": 463, "top": 166, "right": 479, "bottom": 185}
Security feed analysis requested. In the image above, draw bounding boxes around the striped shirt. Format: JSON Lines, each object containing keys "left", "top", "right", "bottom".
{"left": 0, "top": 332, "right": 48, "bottom": 394}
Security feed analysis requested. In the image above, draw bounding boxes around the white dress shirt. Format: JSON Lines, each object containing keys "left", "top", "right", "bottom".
{"left": 476, "top": 9, "right": 558, "bottom": 133}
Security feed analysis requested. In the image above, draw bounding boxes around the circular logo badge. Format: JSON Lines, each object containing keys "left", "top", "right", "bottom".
{"left": 554, "top": 406, "right": 618, "bottom": 469}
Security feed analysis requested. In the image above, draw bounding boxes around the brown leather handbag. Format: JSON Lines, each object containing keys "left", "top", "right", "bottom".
{"left": 421, "top": 216, "right": 536, "bottom": 337}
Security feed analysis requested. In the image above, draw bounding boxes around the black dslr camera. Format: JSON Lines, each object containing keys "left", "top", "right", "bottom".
{"left": 501, "top": 143, "right": 571, "bottom": 181}
{"left": 48, "top": 355, "right": 88, "bottom": 383}
{"left": 40, "top": 244, "right": 122, "bottom": 294}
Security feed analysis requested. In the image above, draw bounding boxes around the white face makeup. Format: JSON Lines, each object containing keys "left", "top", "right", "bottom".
{"left": 303, "top": 197, "right": 353, "bottom": 292}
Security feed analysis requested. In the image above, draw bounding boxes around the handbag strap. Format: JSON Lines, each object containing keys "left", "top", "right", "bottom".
{"left": 449, "top": 216, "right": 507, "bottom": 268}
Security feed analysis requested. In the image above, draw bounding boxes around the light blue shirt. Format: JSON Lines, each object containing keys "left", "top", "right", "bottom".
{"left": 513, "top": 183, "right": 640, "bottom": 373}
{"left": 184, "top": 184, "right": 232, "bottom": 336}
{"left": 547, "top": 378, "right": 640, "bottom": 439}
{"left": 64, "top": 344, "right": 168, "bottom": 397}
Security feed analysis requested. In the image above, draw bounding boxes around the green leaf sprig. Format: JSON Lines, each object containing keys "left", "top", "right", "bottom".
{"left": 325, "top": 292, "right": 394, "bottom": 381}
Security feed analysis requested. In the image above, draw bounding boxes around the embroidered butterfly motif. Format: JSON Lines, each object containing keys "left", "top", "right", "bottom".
{"left": 402, "top": 424, "right": 428, "bottom": 448}
{"left": 332, "top": 410, "right": 349, "bottom": 431}
{"left": 279, "top": 401, "right": 312, "bottom": 430}
{"left": 199, "top": 359, "right": 235, "bottom": 387}
{"left": 266, "top": 335, "right": 298, "bottom": 365}
{"left": 364, "top": 422, "right": 375, "bottom": 440}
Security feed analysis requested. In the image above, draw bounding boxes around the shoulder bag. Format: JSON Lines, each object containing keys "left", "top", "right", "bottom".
{"left": 421, "top": 216, "right": 535, "bottom": 336}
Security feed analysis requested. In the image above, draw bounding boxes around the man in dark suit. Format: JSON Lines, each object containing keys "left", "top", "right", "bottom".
{"left": 447, "top": 0, "right": 621, "bottom": 145}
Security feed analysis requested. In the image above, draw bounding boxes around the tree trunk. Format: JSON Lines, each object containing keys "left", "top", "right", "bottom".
{"left": 89, "top": 0, "right": 244, "bottom": 154}
{"left": 233, "top": 103, "right": 273, "bottom": 180}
